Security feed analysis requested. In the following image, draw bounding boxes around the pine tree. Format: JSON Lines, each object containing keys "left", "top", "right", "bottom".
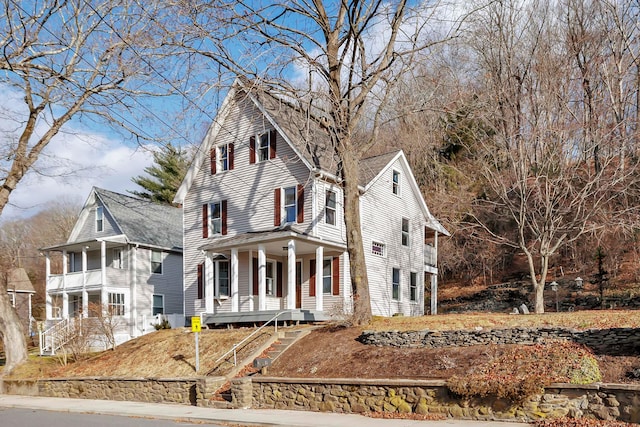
{"left": 129, "top": 144, "right": 189, "bottom": 206}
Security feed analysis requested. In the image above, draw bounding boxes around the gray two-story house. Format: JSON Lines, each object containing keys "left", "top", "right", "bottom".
{"left": 42, "top": 187, "right": 184, "bottom": 348}
{"left": 174, "top": 78, "right": 448, "bottom": 327}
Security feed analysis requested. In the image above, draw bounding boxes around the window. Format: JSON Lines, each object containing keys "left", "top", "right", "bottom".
{"left": 323, "top": 258, "right": 333, "bottom": 294}
{"left": 51, "top": 295, "right": 62, "bottom": 319}
{"left": 284, "top": 186, "right": 297, "bottom": 223}
{"left": 96, "top": 206, "right": 104, "bottom": 232}
{"left": 112, "top": 248, "right": 123, "bottom": 269}
{"left": 211, "top": 143, "right": 234, "bottom": 174}
{"left": 392, "top": 268, "right": 400, "bottom": 300}
{"left": 266, "top": 261, "right": 275, "bottom": 296}
{"left": 216, "top": 260, "right": 229, "bottom": 298}
{"left": 392, "top": 170, "right": 400, "bottom": 195}
{"left": 401, "top": 218, "right": 410, "bottom": 246}
{"left": 325, "top": 190, "right": 336, "bottom": 225}
{"left": 371, "top": 241, "right": 386, "bottom": 257}
{"left": 219, "top": 144, "right": 229, "bottom": 171}
{"left": 108, "top": 293, "right": 125, "bottom": 316}
{"left": 410, "top": 272, "right": 418, "bottom": 302}
{"left": 153, "top": 294, "right": 164, "bottom": 315}
{"left": 250, "top": 130, "right": 276, "bottom": 164}
{"left": 210, "top": 201, "right": 222, "bottom": 235}
{"left": 151, "top": 250, "right": 163, "bottom": 274}
{"left": 67, "top": 252, "right": 77, "bottom": 273}
{"left": 258, "top": 132, "right": 270, "bottom": 162}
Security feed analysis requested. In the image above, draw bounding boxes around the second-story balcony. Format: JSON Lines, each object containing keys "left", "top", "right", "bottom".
{"left": 424, "top": 244, "right": 437, "bottom": 268}
{"left": 47, "top": 267, "right": 128, "bottom": 292}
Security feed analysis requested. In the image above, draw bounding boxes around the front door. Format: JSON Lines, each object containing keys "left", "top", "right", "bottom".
{"left": 296, "top": 261, "right": 302, "bottom": 308}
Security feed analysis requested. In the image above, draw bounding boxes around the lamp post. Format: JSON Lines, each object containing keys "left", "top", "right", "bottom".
{"left": 550, "top": 281, "right": 559, "bottom": 312}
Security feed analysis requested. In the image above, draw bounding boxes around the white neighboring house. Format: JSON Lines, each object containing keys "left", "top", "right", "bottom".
{"left": 42, "top": 187, "right": 184, "bottom": 349}
{"left": 174, "top": 78, "right": 449, "bottom": 327}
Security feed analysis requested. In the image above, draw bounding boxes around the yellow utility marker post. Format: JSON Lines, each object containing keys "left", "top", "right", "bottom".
{"left": 192, "top": 316, "right": 201, "bottom": 373}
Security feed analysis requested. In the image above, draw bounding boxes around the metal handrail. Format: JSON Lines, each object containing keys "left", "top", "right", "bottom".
{"left": 39, "top": 318, "right": 70, "bottom": 356}
{"left": 214, "top": 310, "right": 291, "bottom": 366}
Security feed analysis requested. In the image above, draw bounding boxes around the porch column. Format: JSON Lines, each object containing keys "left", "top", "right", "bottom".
{"left": 62, "top": 250, "right": 67, "bottom": 291}
{"left": 315, "top": 246, "right": 323, "bottom": 311}
{"left": 287, "top": 240, "right": 296, "bottom": 310}
{"left": 45, "top": 253, "right": 51, "bottom": 319}
{"left": 45, "top": 252, "right": 51, "bottom": 282}
{"left": 45, "top": 292, "right": 52, "bottom": 320}
{"left": 131, "top": 245, "right": 138, "bottom": 337}
{"left": 62, "top": 293, "right": 69, "bottom": 319}
{"left": 82, "top": 290, "right": 89, "bottom": 318}
{"left": 205, "top": 254, "right": 214, "bottom": 313}
{"left": 258, "top": 244, "right": 266, "bottom": 311}
{"left": 430, "top": 231, "right": 439, "bottom": 316}
{"left": 82, "top": 246, "right": 88, "bottom": 279}
{"left": 231, "top": 248, "right": 239, "bottom": 312}
{"left": 100, "top": 240, "right": 107, "bottom": 307}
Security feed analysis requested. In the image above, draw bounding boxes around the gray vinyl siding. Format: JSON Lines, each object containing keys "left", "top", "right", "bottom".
{"left": 183, "top": 93, "right": 313, "bottom": 316}
{"left": 72, "top": 203, "right": 121, "bottom": 242}
{"left": 141, "top": 249, "right": 183, "bottom": 315}
{"left": 360, "top": 158, "right": 426, "bottom": 317}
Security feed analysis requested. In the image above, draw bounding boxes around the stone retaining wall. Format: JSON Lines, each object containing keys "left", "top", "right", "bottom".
{"left": 248, "top": 377, "right": 640, "bottom": 423}
{"left": 358, "top": 327, "right": 640, "bottom": 355}
{"left": 0, "top": 376, "right": 227, "bottom": 407}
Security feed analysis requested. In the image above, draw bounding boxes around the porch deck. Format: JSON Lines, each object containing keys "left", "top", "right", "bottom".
{"left": 202, "top": 309, "right": 330, "bottom": 327}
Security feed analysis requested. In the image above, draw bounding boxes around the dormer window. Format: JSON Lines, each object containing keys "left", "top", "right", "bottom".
{"left": 250, "top": 130, "right": 277, "bottom": 164}
{"left": 96, "top": 206, "right": 104, "bottom": 232}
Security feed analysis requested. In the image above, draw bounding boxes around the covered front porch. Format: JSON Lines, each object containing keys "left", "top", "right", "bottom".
{"left": 197, "top": 227, "right": 348, "bottom": 327}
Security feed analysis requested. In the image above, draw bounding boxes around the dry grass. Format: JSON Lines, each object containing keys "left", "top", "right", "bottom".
{"left": 4, "top": 327, "right": 276, "bottom": 380}
{"left": 367, "top": 310, "right": 640, "bottom": 332}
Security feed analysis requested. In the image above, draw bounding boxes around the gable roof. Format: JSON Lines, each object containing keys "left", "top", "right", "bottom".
{"left": 6, "top": 268, "right": 35, "bottom": 293}
{"left": 92, "top": 188, "right": 183, "bottom": 250}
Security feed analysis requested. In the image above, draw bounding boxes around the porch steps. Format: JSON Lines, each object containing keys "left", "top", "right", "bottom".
{"left": 262, "top": 326, "right": 317, "bottom": 364}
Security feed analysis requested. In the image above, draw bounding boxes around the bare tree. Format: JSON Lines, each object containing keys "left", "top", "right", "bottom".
{"left": 0, "top": 0, "right": 173, "bottom": 372}
{"left": 168, "top": 0, "right": 459, "bottom": 324}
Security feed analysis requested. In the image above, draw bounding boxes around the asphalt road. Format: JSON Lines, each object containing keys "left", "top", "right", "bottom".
{"left": 0, "top": 407, "right": 230, "bottom": 427}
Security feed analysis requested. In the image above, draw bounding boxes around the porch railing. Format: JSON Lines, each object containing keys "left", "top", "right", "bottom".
{"left": 214, "top": 310, "right": 291, "bottom": 367}
{"left": 39, "top": 318, "right": 76, "bottom": 356}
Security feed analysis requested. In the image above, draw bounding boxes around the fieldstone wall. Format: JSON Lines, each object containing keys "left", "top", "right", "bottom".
{"left": 0, "top": 376, "right": 227, "bottom": 407}
{"left": 251, "top": 377, "right": 640, "bottom": 423}
{"left": 358, "top": 327, "right": 640, "bottom": 355}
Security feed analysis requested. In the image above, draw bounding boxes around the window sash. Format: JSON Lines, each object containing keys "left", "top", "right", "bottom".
{"left": 217, "top": 261, "right": 229, "bottom": 297}
{"left": 401, "top": 218, "right": 410, "bottom": 246}
{"left": 210, "top": 202, "right": 222, "bottom": 234}
{"left": 325, "top": 190, "right": 336, "bottom": 225}
{"left": 96, "top": 206, "right": 104, "bottom": 232}
{"left": 265, "top": 261, "right": 275, "bottom": 295}
{"left": 322, "top": 258, "right": 332, "bottom": 294}
{"left": 410, "top": 272, "right": 418, "bottom": 301}
{"left": 284, "top": 187, "right": 296, "bottom": 223}
{"left": 108, "top": 292, "right": 125, "bottom": 316}
{"left": 219, "top": 144, "right": 229, "bottom": 171}
{"left": 151, "top": 250, "right": 163, "bottom": 274}
{"left": 153, "top": 294, "right": 164, "bottom": 315}
{"left": 258, "top": 133, "right": 269, "bottom": 162}
{"left": 392, "top": 268, "right": 400, "bottom": 300}
{"left": 392, "top": 170, "right": 400, "bottom": 195}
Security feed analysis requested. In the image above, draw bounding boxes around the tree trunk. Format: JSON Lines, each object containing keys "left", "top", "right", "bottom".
{"left": 0, "top": 283, "right": 28, "bottom": 373}
{"left": 339, "top": 146, "right": 372, "bottom": 326}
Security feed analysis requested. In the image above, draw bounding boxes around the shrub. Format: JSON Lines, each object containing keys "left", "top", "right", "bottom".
{"left": 447, "top": 341, "right": 601, "bottom": 402}
{"left": 153, "top": 318, "right": 172, "bottom": 330}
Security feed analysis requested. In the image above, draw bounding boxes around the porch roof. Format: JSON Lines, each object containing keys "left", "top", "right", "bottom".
{"left": 199, "top": 226, "right": 346, "bottom": 256}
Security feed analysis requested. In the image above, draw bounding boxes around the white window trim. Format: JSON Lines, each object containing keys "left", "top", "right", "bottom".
{"left": 108, "top": 292, "right": 125, "bottom": 316}
{"left": 283, "top": 186, "right": 297, "bottom": 224}
{"left": 257, "top": 131, "right": 271, "bottom": 163}
{"left": 322, "top": 257, "right": 333, "bottom": 295}
{"left": 401, "top": 218, "right": 410, "bottom": 247}
{"left": 371, "top": 240, "right": 386, "bottom": 257}
{"left": 96, "top": 206, "right": 104, "bottom": 232}
{"left": 392, "top": 267, "right": 401, "bottom": 301}
{"left": 214, "top": 259, "right": 230, "bottom": 299}
{"left": 325, "top": 189, "right": 337, "bottom": 226}
{"left": 112, "top": 248, "right": 124, "bottom": 269}
{"left": 217, "top": 143, "right": 231, "bottom": 172}
{"left": 152, "top": 294, "right": 164, "bottom": 315}
{"left": 392, "top": 169, "right": 401, "bottom": 196}
{"left": 265, "top": 259, "right": 277, "bottom": 296}
{"left": 151, "top": 250, "right": 163, "bottom": 275}
{"left": 209, "top": 200, "right": 223, "bottom": 236}
{"left": 409, "top": 271, "right": 418, "bottom": 302}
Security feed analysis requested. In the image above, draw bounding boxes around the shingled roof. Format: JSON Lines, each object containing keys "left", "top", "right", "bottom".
{"left": 94, "top": 188, "right": 182, "bottom": 251}
{"left": 6, "top": 268, "right": 35, "bottom": 293}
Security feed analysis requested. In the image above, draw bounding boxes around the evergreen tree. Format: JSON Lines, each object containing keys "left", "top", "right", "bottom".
{"left": 130, "top": 143, "right": 189, "bottom": 206}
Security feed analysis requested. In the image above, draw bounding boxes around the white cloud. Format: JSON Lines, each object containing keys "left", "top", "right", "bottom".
{"left": 3, "top": 130, "right": 155, "bottom": 221}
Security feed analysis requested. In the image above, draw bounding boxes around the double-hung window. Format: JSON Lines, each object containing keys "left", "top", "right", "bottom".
{"left": 108, "top": 292, "right": 125, "bottom": 316}
{"left": 410, "top": 272, "right": 418, "bottom": 302}
{"left": 217, "top": 260, "right": 229, "bottom": 297}
{"left": 401, "top": 218, "right": 410, "bottom": 246}
{"left": 392, "top": 170, "right": 400, "bottom": 195}
{"left": 392, "top": 268, "right": 400, "bottom": 300}
{"left": 265, "top": 261, "right": 275, "bottom": 296}
{"left": 325, "top": 190, "right": 336, "bottom": 225}
{"left": 284, "top": 186, "right": 297, "bottom": 223}
{"left": 219, "top": 144, "right": 229, "bottom": 171}
{"left": 322, "top": 258, "right": 333, "bottom": 294}
{"left": 151, "top": 250, "right": 163, "bottom": 274}
{"left": 112, "top": 248, "right": 124, "bottom": 269}
{"left": 96, "top": 206, "right": 104, "bottom": 232}
{"left": 153, "top": 294, "right": 164, "bottom": 315}
{"left": 210, "top": 201, "right": 222, "bottom": 235}
{"left": 258, "top": 132, "right": 270, "bottom": 162}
